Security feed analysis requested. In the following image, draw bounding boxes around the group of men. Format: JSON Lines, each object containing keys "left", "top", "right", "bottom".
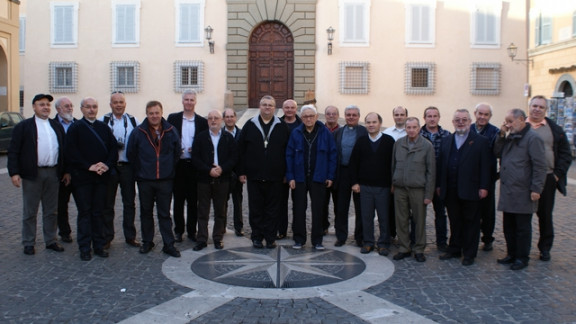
{"left": 8, "top": 92, "right": 572, "bottom": 270}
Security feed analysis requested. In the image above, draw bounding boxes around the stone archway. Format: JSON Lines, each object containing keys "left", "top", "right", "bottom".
{"left": 554, "top": 74, "right": 576, "bottom": 98}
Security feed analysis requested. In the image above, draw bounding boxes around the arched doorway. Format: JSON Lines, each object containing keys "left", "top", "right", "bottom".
{"left": 560, "top": 81, "right": 573, "bottom": 98}
{"left": 248, "top": 21, "right": 294, "bottom": 108}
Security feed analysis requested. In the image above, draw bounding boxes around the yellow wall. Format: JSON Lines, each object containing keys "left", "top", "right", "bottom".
{"left": 0, "top": 0, "right": 19, "bottom": 112}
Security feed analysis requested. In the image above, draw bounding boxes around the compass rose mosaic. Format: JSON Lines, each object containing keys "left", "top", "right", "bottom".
{"left": 192, "top": 246, "right": 366, "bottom": 288}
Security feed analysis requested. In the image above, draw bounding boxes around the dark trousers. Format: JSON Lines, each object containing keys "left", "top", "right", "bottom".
{"left": 292, "top": 180, "right": 326, "bottom": 246}
{"left": 444, "top": 189, "right": 481, "bottom": 259}
{"left": 537, "top": 173, "right": 557, "bottom": 253}
{"left": 322, "top": 185, "right": 338, "bottom": 232}
{"left": 103, "top": 164, "right": 137, "bottom": 243}
{"left": 57, "top": 179, "right": 73, "bottom": 237}
{"left": 480, "top": 181, "right": 496, "bottom": 244}
{"left": 227, "top": 177, "right": 244, "bottom": 231}
{"left": 247, "top": 180, "right": 283, "bottom": 244}
{"left": 360, "top": 185, "right": 390, "bottom": 247}
{"left": 197, "top": 181, "right": 229, "bottom": 244}
{"left": 138, "top": 179, "right": 175, "bottom": 247}
{"left": 503, "top": 212, "right": 532, "bottom": 263}
{"left": 432, "top": 191, "right": 448, "bottom": 247}
{"left": 277, "top": 182, "right": 291, "bottom": 236}
{"left": 73, "top": 181, "right": 107, "bottom": 252}
{"left": 335, "top": 166, "right": 362, "bottom": 244}
{"left": 172, "top": 159, "right": 198, "bottom": 238}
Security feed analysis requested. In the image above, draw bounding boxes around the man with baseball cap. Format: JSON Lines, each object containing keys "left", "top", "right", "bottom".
{"left": 8, "top": 93, "right": 67, "bottom": 255}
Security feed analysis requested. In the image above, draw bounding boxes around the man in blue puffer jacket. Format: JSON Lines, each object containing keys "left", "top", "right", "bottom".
{"left": 286, "top": 105, "right": 337, "bottom": 250}
{"left": 127, "top": 100, "right": 181, "bottom": 258}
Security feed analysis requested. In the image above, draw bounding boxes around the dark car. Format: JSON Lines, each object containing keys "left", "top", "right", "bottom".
{"left": 0, "top": 111, "right": 24, "bottom": 152}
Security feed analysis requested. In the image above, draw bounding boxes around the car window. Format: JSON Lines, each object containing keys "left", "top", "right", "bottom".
{"left": 9, "top": 112, "right": 23, "bottom": 124}
{"left": 0, "top": 113, "right": 10, "bottom": 127}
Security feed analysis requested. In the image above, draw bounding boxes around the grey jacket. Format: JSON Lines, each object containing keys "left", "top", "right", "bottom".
{"left": 494, "top": 125, "right": 547, "bottom": 214}
{"left": 392, "top": 135, "right": 436, "bottom": 201}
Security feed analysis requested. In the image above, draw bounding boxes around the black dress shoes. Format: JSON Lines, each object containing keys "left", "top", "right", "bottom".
{"left": 126, "top": 239, "right": 141, "bottom": 247}
{"left": 193, "top": 242, "right": 207, "bottom": 251}
{"left": 94, "top": 249, "right": 109, "bottom": 258}
{"left": 393, "top": 252, "right": 411, "bottom": 260}
{"left": 214, "top": 241, "right": 224, "bottom": 249}
{"left": 540, "top": 251, "right": 551, "bottom": 261}
{"left": 23, "top": 246, "right": 35, "bottom": 255}
{"left": 162, "top": 245, "right": 181, "bottom": 257}
{"left": 266, "top": 242, "right": 277, "bottom": 249}
{"left": 46, "top": 243, "right": 65, "bottom": 252}
{"left": 80, "top": 251, "right": 92, "bottom": 261}
{"left": 414, "top": 253, "right": 426, "bottom": 262}
{"left": 276, "top": 234, "right": 286, "bottom": 240}
{"left": 439, "top": 252, "right": 461, "bottom": 260}
{"left": 482, "top": 242, "right": 493, "bottom": 251}
{"left": 510, "top": 260, "right": 528, "bottom": 270}
{"left": 235, "top": 229, "right": 244, "bottom": 237}
{"left": 253, "top": 240, "right": 264, "bottom": 249}
{"left": 174, "top": 233, "right": 183, "bottom": 243}
{"left": 462, "top": 258, "right": 475, "bottom": 266}
{"left": 334, "top": 240, "right": 345, "bottom": 247}
{"left": 60, "top": 235, "right": 73, "bottom": 243}
{"left": 497, "top": 255, "right": 515, "bottom": 264}
{"left": 139, "top": 242, "right": 155, "bottom": 254}
{"left": 360, "top": 246, "right": 373, "bottom": 254}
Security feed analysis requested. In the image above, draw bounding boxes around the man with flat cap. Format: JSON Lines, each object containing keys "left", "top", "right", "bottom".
{"left": 8, "top": 94, "right": 66, "bottom": 255}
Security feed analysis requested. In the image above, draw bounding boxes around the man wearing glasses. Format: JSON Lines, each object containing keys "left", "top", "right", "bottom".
{"left": 436, "top": 109, "right": 491, "bottom": 266}
{"left": 65, "top": 97, "right": 118, "bottom": 261}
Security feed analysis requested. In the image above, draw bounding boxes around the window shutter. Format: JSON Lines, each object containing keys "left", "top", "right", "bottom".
{"left": 179, "top": 3, "right": 200, "bottom": 42}
{"left": 54, "top": 6, "right": 73, "bottom": 43}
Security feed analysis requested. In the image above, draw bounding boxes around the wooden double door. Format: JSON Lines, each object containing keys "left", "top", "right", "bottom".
{"left": 249, "top": 21, "right": 294, "bottom": 108}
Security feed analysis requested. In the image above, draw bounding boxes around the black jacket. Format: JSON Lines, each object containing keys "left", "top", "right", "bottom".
{"left": 349, "top": 133, "right": 395, "bottom": 187}
{"left": 191, "top": 130, "right": 238, "bottom": 183}
{"left": 8, "top": 117, "right": 66, "bottom": 180}
{"left": 238, "top": 115, "right": 289, "bottom": 181}
{"left": 166, "top": 111, "right": 208, "bottom": 149}
{"left": 545, "top": 117, "right": 572, "bottom": 196}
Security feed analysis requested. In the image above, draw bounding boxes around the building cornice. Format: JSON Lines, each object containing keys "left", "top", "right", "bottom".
{"left": 528, "top": 39, "right": 576, "bottom": 57}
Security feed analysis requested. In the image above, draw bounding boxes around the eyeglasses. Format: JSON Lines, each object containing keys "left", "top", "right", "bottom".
{"left": 301, "top": 115, "right": 316, "bottom": 119}
{"left": 81, "top": 105, "right": 98, "bottom": 109}
{"left": 111, "top": 91, "right": 124, "bottom": 94}
{"left": 453, "top": 118, "right": 469, "bottom": 123}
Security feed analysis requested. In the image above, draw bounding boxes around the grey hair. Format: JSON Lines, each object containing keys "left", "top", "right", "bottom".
{"left": 344, "top": 105, "right": 360, "bottom": 114}
{"left": 182, "top": 89, "right": 197, "bottom": 99}
{"left": 509, "top": 108, "right": 526, "bottom": 120}
{"left": 300, "top": 104, "right": 317, "bottom": 115}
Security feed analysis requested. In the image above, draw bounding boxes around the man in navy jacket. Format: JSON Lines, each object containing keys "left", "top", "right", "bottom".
{"left": 127, "top": 101, "right": 181, "bottom": 258}
{"left": 286, "top": 105, "right": 337, "bottom": 250}
{"left": 437, "top": 109, "right": 490, "bottom": 266}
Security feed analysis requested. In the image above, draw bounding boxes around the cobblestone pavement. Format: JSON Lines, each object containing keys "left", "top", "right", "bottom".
{"left": 1, "top": 151, "right": 576, "bottom": 323}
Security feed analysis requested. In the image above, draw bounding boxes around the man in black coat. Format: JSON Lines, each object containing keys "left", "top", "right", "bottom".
{"left": 437, "top": 109, "right": 490, "bottom": 266}
{"left": 8, "top": 94, "right": 66, "bottom": 255}
{"left": 65, "top": 97, "right": 118, "bottom": 261}
{"left": 223, "top": 108, "right": 244, "bottom": 237}
{"left": 166, "top": 89, "right": 208, "bottom": 243}
{"left": 238, "top": 95, "right": 290, "bottom": 249}
{"left": 191, "top": 110, "right": 238, "bottom": 251}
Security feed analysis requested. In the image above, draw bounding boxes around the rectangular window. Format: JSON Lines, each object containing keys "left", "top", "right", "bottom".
{"left": 405, "top": 62, "right": 435, "bottom": 95}
{"left": 470, "top": 63, "right": 500, "bottom": 96}
{"left": 174, "top": 60, "right": 204, "bottom": 92}
{"left": 111, "top": 61, "right": 139, "bottom": 93}
{"left": 405, "top": 0, "right": 436, "bottom": 46}
{"left": 573, "top": 11, "right": 576, "bottom": 37}
{"left": 50, "top": 2, "right": 78, "bottom": 47}
{"left": 113, "top": 0, "right": 140, "bottom": 45}
{"left": 535, "top": 12, "right": 552, "bottom": 45}
{"left": 339, "top": 0, "right": 370, "bottom": 45}
{"left": 339, "top": 61, "right": 369, "bottom": 94}
{"left": 19, "top": 17, "right": 25, "bottom": 53}
{"left": 175, "top": 0, "right": 205, "bottom": 45}
{"left": 471, "top": 0, "right": 501, "bottom": 47}
{"left": 49, "top": 62, "right": 78, "bottom": 93}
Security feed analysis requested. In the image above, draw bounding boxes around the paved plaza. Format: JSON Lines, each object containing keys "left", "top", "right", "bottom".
{"left": 1, "top": 150, "right": 576, "bottom": 323}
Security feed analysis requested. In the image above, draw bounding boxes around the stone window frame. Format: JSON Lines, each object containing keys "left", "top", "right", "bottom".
{"left": 470, "top": 62, "right": 501, "bottom": 96}
{"left": 49, "top": 61, "right": 78, "bottom": 93}
{"left": 405, "top": 62, "right": 435, "bottom": 95}
{"left": 110, "top": 61, "right": 140, "bottom": 93}
{"left": 339, "top": 61, "right": 370, "bottom": 95}
{"left": 174, "top": 60, "right": 204, "bottom": 93}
